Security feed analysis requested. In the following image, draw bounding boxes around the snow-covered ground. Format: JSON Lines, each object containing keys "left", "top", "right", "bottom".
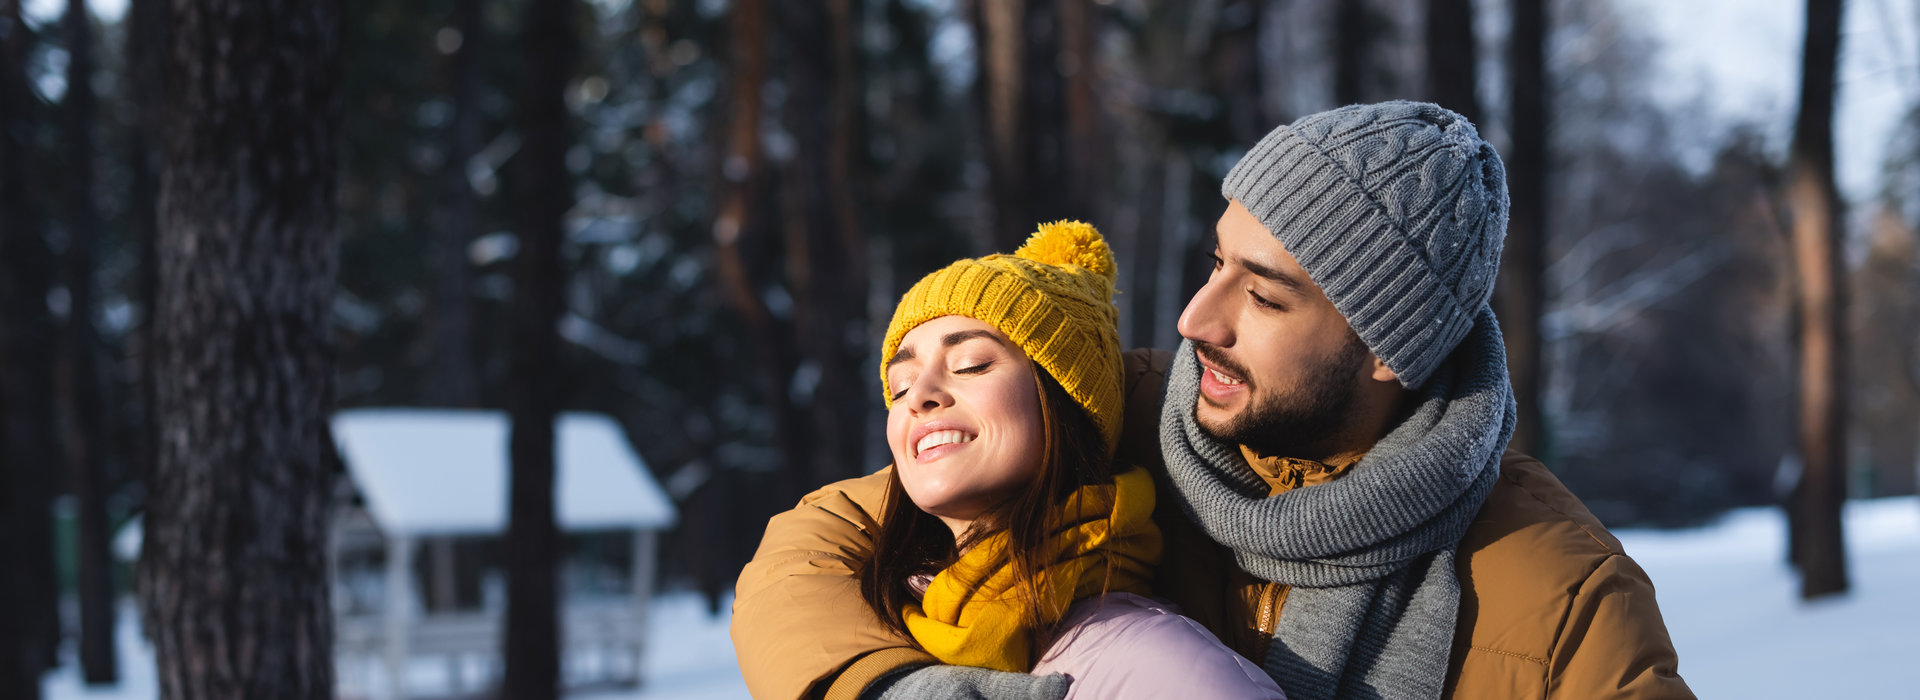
{"left": 1614, "top": 496, "right": 1920, "bottom": 698}
{"left": 43, "top": 496, "right": 1920, "bottom": 699}
{"left": 42, "top": 591, "right": 751, "bottom": 700}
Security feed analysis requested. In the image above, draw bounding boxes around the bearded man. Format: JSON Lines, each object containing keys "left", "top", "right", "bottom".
{"left": 731, "top": 101, "right": 1694, "bottom": 700}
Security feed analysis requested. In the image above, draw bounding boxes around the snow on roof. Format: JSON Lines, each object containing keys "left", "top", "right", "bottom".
{"left": 333, "top": 409, "right": 676, "bottom": 536}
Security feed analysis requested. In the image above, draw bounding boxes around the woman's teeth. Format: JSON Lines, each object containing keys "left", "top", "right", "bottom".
{"left": 1209, "top": 368, "right": 1244, "bottom": 386}
{"left": 916, "top": 430, "right": 975, "bottom": 455}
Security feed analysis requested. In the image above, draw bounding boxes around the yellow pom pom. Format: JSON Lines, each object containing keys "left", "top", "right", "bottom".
{"left": 1015, "top": 220, "right": 1116, "bottom": 283}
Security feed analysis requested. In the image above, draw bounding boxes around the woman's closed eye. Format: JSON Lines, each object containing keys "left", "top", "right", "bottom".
{"left": 891, "top": 360, "right": 996, "bottom": 400}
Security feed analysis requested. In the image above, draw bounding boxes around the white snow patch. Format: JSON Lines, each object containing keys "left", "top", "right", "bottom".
{"left": 44, "top": 593, "right": 748, "bottom": 700}
{"left": 1615, "top": 496, "right": 1920, "bottom": 698}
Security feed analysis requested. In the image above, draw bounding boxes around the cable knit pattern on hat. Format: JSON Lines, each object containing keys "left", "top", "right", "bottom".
{"left": 880, "top": 221, "right": 1126, "bottom": 453}
{"left": 1222, "top": 100, "right": 1509, "bottom": 389}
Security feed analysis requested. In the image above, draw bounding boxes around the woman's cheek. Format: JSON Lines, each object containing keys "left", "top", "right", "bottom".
{"left": 884, "top": 409, "right": 911, "bottom": 466}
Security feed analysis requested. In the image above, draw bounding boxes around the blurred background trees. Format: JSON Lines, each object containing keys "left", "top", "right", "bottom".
{"left": 3, "top": 0, "right": 1917, "bottom": 691}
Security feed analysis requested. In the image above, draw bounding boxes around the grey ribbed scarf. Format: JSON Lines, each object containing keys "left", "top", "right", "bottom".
{"left": 1159, "top": 305, "right": 1516, "bottom": 700}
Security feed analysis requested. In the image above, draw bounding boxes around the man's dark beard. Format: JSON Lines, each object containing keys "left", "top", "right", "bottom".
{"left": 1195, "top": 336, "right": 1372, "bottom": 462}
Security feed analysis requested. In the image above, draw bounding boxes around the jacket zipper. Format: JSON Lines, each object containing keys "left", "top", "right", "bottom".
{"left": 1251, "top": 581, "right": 1283, "bottom": 662}
{"left": 1258, "top": 582, "right": 1282, "bottom": 635}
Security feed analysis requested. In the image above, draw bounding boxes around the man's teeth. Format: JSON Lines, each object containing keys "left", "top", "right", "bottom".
{"left": 916, "top": 430, "right": 975, "bottom": 455}
{"left": 1209, "top": 368, "right": 1244, "bottom": 386}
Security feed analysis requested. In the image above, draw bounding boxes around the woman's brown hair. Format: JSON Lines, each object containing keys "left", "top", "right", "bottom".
{"left": 858, "top": 361, "right": 1116, "bottom": 659}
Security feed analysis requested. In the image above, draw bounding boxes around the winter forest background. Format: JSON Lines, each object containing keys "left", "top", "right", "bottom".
{"left": 2, "top": 0, "right": 1918, "bottom": 697}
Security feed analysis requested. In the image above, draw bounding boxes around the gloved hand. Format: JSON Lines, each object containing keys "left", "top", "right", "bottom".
{"left": 862, "top": 664, "right": 1071, "bottom": 700}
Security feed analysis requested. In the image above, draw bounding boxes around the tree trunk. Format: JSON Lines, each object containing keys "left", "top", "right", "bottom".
{"left": 137, "top": 0, "right": 342, "bottom": 698}
{"left": 501, "top": 0, "right": 575, "bottom": 697}
{"left": 126, "top": 0, "right": 167, "bottom": 513}
{"left": 0, "top": 0, "right": 65, "bottom": 683}
{"left": 0, "top": 426, "right": 33, "bottom": 700}
{"left": 712, "top": 0, "right": 815, "bottom": 506}
{"left": 1787, "top": 0, "right": 1848, "bottom": 600}
{"left": 1424, "top": 0, "right": 1479, "bottom": 124}
{"left": 1334, "top": 0, "right": 1370, "bottom": 105}
{"left": 58, "top": 0, "right": 118, "bottom": 683}
{"left": 778, "top": 0, "right": 868, "bottom": 490}
{"left": 972, "top": 0, "right": 1085, "bottom": 251}
{"left": 428, "top": 0, "right": 483, "bottom": 408}
{"left": 1499, "top": 0, "right": 1546, "bottom": 458}
{"left": 1217, "top": 0, "right": 1269, "bottom": 145}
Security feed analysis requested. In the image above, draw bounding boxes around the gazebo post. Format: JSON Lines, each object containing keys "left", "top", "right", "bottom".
{"left": 630, "top": 528, "right": 656, "bottom": 686}
{"left": 384, "top": 534, "right": 415, "bottom": 700}
{"left": 430, "top": 538, "right": 458, "bottom": 692}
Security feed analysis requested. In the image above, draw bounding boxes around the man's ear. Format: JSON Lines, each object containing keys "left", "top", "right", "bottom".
{"left": 1368, "top": 354, "right": 1398, "bottom": 384}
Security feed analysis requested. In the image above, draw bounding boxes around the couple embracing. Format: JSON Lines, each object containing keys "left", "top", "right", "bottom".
{"left": 732, "top": 102, "right": 1696, "bottom": 700}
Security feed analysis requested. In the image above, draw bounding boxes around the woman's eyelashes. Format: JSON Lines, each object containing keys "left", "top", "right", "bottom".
{"left": 889, "top": 360, "right": 995, "bottom": 402}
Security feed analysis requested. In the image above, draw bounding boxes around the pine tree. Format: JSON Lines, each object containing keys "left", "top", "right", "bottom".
{"left": 58, "top": 0, "right": 118, "bottom": 683}
{"left": 501, "top": 0, "right": 576, "bottom": 697}
{"left": 1786, "top": 0, "right": 1849, "bottom": 600}
{"left": 137, "top": 0, "right": 343, "bottom": 696}
{"left": 1501, "top": 0, "right": 1548, "bottom": 458}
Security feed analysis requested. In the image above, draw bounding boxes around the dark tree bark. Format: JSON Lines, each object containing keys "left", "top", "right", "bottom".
{"left": 428, "top": 0, "right": 483, "bottom": 408}
{"left": 0, "top": 418, "right": 33, "bottom": 700}
{"left": 501, "top": 0, "right": 575, "bottom": 697}
{"left": 712, "top": 0, "right": 814, "bottom": 508}
{"left": 1499, "top": 0, "right": 1546, "bottom": 458}
{"left": 972, "top": 0, "right": 1087, "bottom": 251}
{"left": 1057, "top": 0, "right": 1099, "bottom": 229}
{"left": 1216, "top": 0, "right": 1269, "bottom": 146}
{"left": 1786, "top": 0, "right": 1849, "bottom": 600}
{"left": 0, "top": 0, "right": 64, "bottom": 684}
{"left": 125, "top": 0, "right": 168, "bottom": 514}
{"left": 58, "top": 0, "right": 118, "bottom": 683}
{"left": 1334, "top": 0, "right": 1370, "bottom": 105}
{"left": 708, "top": 0, "right": 820, "bottom": 617}
{"left": 0, "top": 0, "right": 45, "bottom": 647}
{"left": 1424, "top": 0, "right": 1480, "bottom": 124}
{"left": 778, "top": 0, "right": 868, "bottom": 491}
{"left": 136, "top": 0, "right": 342, "bottom": 697}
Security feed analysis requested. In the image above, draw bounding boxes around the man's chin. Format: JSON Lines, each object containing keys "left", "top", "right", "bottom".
{"left": 1192, "top": 399, "right": 1241, "bottom": 441}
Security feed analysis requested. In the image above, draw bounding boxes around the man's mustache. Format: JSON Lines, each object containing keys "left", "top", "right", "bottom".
{"left": 1193, "top": 341, "right": 1253, "bottom": 387}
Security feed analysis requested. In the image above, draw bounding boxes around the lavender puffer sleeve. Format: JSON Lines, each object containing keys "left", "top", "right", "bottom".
{"left": 1031, "top": 593, "right": 1286, "bottom": 700}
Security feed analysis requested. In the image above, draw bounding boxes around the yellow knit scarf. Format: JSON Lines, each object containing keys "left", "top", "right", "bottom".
{"left": 902, "top": 467, "right": 1163, "bottom": 672}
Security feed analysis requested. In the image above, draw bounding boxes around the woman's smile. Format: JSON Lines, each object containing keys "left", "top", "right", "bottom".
{"left": 913, "top": 429, "right": 976, "bottom": 462}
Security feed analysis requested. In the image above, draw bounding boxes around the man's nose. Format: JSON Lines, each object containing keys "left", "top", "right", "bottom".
{"left": 1178, "top": 277, "right": 1233, "bottom": 347}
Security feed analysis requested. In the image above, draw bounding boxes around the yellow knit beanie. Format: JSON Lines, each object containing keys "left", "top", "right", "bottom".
{"left": 881, "top": 221, "right": 1124, "bottom": 454}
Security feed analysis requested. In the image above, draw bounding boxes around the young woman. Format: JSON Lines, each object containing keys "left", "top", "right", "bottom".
{"left": 860, "top": 221, "right": 1284, "bottom": 699}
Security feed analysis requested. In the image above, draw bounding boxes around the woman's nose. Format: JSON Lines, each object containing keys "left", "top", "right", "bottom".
{"left": 902, "top": 375, "right": 951, "bottom": 413}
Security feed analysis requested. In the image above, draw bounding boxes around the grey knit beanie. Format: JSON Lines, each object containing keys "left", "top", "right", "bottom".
{"left": 1222, "top": 100, "right": 1508, "bottom": 389}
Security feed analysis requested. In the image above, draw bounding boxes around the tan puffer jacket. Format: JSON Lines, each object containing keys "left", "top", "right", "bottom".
{"left": 731, "top": 349, "right": 1694, "bottom": 699}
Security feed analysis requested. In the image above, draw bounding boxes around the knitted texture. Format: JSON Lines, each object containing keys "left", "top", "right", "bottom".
{"left": 1159, "top": 304, "right": 1517, "bottom": 700}
{"left": 902, "top": 468, "right": 1160, "bottom": 672}
{"left": 1222, "top": 101, "right": 1508, "bottom": 389}
{"left": 881, "top": 221, "right": 1125, "bottom": 452}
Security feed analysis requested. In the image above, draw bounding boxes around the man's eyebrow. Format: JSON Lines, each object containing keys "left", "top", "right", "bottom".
{"left": 1240, "top": 258, "right": 1308, "bottom": 295}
